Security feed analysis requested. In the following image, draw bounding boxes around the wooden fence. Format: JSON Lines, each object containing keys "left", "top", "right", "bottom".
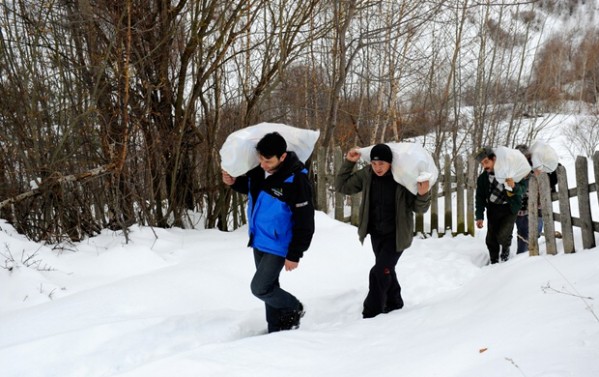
{"left": 528, "top": 152, "right": 599, "bottom": 255}
{"left": 325, "top": 147, "right": 599, "bottom": 254}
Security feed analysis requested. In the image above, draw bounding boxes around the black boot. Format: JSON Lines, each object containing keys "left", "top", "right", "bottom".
{"left": 384, "top": 297, "right": 404, "bottom": 314}
{"left": 279, "top": 303, "right": 305, "bottom": 331}
{"left": 500, "top": 246, "right": 510, "bottom": 262}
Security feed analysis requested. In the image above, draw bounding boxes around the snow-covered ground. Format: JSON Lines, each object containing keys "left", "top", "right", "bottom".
{"left": 1, "top": 210, "right": 598, "bottom": 377}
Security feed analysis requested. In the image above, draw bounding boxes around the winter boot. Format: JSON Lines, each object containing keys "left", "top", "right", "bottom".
{"left": 279, "top": 302, "right": 305, "bottom": 331}
{"left": 500, "top": 246, "right": 510, "bottom": 262}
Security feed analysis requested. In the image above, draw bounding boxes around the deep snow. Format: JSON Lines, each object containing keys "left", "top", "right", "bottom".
{"left": 1, "top": 208, "right": 598, "bottom": 377}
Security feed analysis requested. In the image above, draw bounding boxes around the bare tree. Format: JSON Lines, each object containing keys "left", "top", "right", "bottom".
{"left": 1, "top": 0, "right": 596, "bottom": 242}
{"left": 563, "top": 115, "right": 599, "bottom": 158}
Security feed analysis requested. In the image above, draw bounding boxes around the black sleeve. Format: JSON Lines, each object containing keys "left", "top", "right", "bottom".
{"left": 475, "top": 173, "right": 487, "bottom": 220}
{"left": 286, "top": 173, "right": 315, "bottom": 262}
{"left": 549, "top": 167, "right": 559, "bottom": 193}
{"left": 230, "top": 175, "right": 249, "bottom": 195}
{"left": 231, "top": 165, "right": 266, "bottom": 195}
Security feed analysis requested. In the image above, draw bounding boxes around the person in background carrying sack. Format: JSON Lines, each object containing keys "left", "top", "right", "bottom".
{"left": 335, "top": 144, "right": 431, "bottom": 319}
{"left": 221, "top": 132, "right": 315, "bottom": 333}
{"left": 474, "top": 146, "right": 528, "bottom": 264}
{"left": 514, "top": 144, "right": 560, "bottom": 254}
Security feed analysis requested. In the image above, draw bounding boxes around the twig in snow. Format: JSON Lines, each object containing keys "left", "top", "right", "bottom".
{"left": 541, "top": 257, "right": 599, "bottom": 324}
{"left": 505, "top": 357, "right": 527, "bottom": 377}
{"left": 541, "top": 282, "right": 594, "bottom": 300}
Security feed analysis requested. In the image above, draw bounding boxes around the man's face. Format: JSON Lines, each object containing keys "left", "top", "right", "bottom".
{"left": 371, "top": 160, "right": 391, "bottom": 176}
{"left": 480, "top": 156, "right": 495, "bottom": 172}
{"left": 259, "top": 152, "right": 286, "bottom": 174}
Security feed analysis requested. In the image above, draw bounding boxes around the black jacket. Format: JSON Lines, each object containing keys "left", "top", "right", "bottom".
{"left": 368, "top": 172, "right": 397, "bottom": 236}
{"left": 231, "top": 152, "right": 315, "bottom": 261}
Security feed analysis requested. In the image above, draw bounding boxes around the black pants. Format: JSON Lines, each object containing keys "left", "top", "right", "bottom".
{"left": 486, "top": 203, "right": 517, "bottom": 264}
{"left": 363, "top": 233, "right": 404, "bottom": 318}
{"left": 251, "top": 249, "right": 301, "bottom": 332}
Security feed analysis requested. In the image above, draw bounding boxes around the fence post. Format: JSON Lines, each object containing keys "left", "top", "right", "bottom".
{"left": 350, "top": 192, "right": 361, "bottom": 226}
{"left": 556, "top": 165, "right": 575, "bottom": 253}
{"left": 415, "top": 212, "right": 424, "bottom": 235}
{"left": 456, "top": 156, "right": 465, "bottom": 234}
{"left": 415, "top": 153, "right": 425, "bottom": 233}
{"left": 466, "top": 157, "right": 476, "bottom": 237}
{"left": 538, "top": 173, "right": 557, "bottom": 255}
{"left": 576, "top": 156, "right": 596, "bottom": 249}
{"left": 528, "top": 176, "right": 540, "bottom": 256}
{"left": 317, "top": 147, "right": 327, "bottom": 212}
{"left": 430, "top": 181, "right": 439, "bottom": 234}
{"left": 443, "top": 155, "right": 452, "bottom": 235}
{"left": 594, "top": 151, "right": 599, "bottom": 207}
{"left": 334, "top": 147, "right": 344, "bottom": 221}
{"left": 350, "top": 159, "right": 361, "bottom": 226}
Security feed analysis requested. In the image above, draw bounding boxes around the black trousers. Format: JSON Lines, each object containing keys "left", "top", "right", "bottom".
{"left": 251, "top": 249, "right": 300, "bottom": 332}
{"left": 486, "top": 203, "right": 517, "bottom": 264}
{"left": 363, "top": 233, "right": 404, "bottom": 318}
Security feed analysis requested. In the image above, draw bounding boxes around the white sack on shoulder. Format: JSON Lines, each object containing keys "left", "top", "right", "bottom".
{"left": 220, "top": 122, "right": 320, "bottom": 177}
{"left": 492, "top": 146, "right": 531, "bottom": 189}
{"left": 530, "top": 140, "right": 559, "bottom": 173}
{"left": 358, "top": 142, "right": 438, "bottom": 196}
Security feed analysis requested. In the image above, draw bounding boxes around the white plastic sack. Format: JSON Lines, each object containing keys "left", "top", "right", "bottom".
{"left": 358, "top": 142, "right": 438, "bottom": 196}
{"left": 220, "top": 122, "right": 320, "bottom": 177}
{"left": 493, "top": 146, "right": 531, "bottom": 189}
{"left": 530, "top": 140, "right": 559, "bottom": 173}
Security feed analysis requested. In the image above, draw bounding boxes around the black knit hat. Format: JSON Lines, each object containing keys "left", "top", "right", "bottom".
{"left": 256, "top": 132, "right": 287, "bottom": 158}
{"left": 370, "top": 144, "right": 393, "bottom": 163}
{"left": 474, "top": 146, "right": 495, "bottom": 163}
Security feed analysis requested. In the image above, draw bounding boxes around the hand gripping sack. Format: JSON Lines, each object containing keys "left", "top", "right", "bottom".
{"left": 492, "top": 146, "right": 531, "bottom": 189}
{"left": 358, "top": 142, "right": 438, "bottom": 195}
{"left": 530, "top": 140, "right": 559, "bottom": 173}
{"left": 220, "top": 122, "right": 320, "bottom": 177}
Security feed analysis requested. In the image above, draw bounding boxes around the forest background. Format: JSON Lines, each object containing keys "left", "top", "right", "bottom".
{"left": 1, "top": 0, "right": 599, "bottom": 242}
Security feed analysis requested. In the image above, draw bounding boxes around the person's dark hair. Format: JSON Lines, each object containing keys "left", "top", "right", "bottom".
{"left": 256, "top": 132, "right": 287, "bottom": 158}
{"left": 474, "top": 146, "right": 495, "bottom": 163}
{"left": 515, "top": 144, "right": 532, "bottom": 160}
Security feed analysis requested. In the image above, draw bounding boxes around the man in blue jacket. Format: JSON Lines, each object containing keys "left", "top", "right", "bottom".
{"left": 222, "top": 132, "right": 315, "bottom": 333}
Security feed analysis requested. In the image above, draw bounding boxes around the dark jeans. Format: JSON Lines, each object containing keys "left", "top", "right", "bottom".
{"left": 251, "top": 249, "right": 301, "bottom": 332}
{"left": 363, "top": 233, "right": 404, "bottom": 318}
{"left": 516, "top": 214, "right": 544, "bottom": 254}
{"left": 486, "top": 203, "right": 517, "bottom": 263}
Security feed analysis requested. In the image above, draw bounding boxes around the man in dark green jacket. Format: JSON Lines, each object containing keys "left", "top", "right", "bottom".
{"left": 335, "top": 144, "right": 431, "bottom": 319}
{"left": 474, "top": 146, "right": 527, "bottom": 264}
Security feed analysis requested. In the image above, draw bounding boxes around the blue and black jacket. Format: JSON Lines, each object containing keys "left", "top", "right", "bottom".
{"left": 231, "top": 151, "right": 315, "bottom": 262}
